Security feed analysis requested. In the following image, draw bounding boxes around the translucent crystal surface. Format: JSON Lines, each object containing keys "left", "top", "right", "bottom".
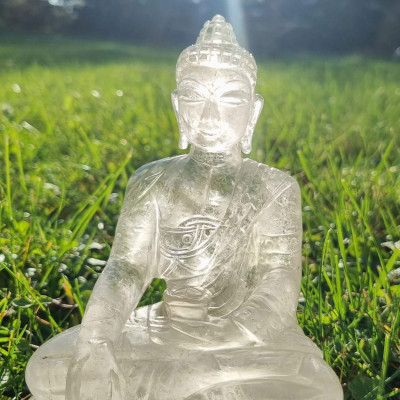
{"left": 26, "top": 15, "right": 343, "bottom": 400}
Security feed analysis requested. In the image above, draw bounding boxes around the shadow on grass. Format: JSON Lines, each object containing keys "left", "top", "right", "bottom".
{"left": 0, "top": 33, "right": 178, "bottom": 69}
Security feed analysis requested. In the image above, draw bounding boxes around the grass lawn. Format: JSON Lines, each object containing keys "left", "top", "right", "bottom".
{"left": 0, "top": 35, "right": 399, "bottom": 399}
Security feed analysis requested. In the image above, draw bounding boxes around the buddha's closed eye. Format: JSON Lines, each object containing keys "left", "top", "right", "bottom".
{"left": 180, "top": 91, "right": 204, "bottom": 102}
{"left": 220, "top": 90, "right": 249, "bottom": 105}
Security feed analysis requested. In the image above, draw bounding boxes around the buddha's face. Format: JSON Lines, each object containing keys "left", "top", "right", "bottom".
{"left": 173, "top": 65, "right": 256, "bottom": 152}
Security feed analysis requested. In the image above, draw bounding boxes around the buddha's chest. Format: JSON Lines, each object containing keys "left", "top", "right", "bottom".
{"left": 156, "top": 175, "right": 234, "bottom": 275}
{"left": 154, "top": 166, "right": 262, "bottom": 285}
{"left": 158, "top": 166, "right": 237, "bottom": 214}
{"left": 157, "top": 205, "right": 259, "bottom": 317}
{"left": 158, "top": 209, "right": 223, "bottom": 284}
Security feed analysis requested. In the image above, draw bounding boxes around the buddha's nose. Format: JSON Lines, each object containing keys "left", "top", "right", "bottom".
{"left": 200, "top": 98, "right": 220, "bottom": 126}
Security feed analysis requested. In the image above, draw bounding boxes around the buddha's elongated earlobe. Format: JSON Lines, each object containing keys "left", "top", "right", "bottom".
{"left": 241, "top": 93, "right": 264, "bottom": 154}
{"left": 179, "top": 128, "right": 189, "bottom": 150}
{"left": 171, "top": 90, "right": 189, "bottom": 150}
{"left": 240, "top": 132, "right": 252, "bottom": 154}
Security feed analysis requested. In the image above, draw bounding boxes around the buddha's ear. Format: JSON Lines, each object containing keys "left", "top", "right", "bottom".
{"left": 171, "top": 89, "right": 179, "bottom": 115}
{"left": 251, "top": 94, "right": 264, "bottom": 128}
{"left": 171, "top": 89, "right": 189, "bottom": 150}
{"left": 241, "top": 93, "right": 264, "bottom": 154}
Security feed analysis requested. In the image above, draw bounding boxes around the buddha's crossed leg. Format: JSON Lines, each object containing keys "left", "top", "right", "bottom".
{"left": 26, "top": 313, "right": 342, "bottom": 400}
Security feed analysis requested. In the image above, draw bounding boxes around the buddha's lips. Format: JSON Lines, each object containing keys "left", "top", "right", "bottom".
{"left": 201, "top": 130, "right": 220, "bottom": 138}
{"left": 196, "top": 124, "right": 230, "bottom": 137}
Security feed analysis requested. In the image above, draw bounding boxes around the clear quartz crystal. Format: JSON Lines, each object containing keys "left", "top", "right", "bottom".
{"left": 26, "top": 15, "right": 343, "bottom": 400}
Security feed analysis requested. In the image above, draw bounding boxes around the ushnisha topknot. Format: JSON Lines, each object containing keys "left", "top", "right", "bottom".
{"left": 176, "top": 15, "right": 257, "bottom": 87}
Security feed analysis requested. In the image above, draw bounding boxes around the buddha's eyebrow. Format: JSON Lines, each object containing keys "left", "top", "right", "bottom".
{"left": 179, "top": 78, "right": 207, "bottom": 89}
{"left": 216, "top": 80, "right": 251, "bottom": 94}
{"left": 220, "top": 79, "right": 250, "bottom": 88}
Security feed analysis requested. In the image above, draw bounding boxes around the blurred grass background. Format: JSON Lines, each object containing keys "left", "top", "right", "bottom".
{"left": 0, "top": 36, "right": 399, "bottom": 399}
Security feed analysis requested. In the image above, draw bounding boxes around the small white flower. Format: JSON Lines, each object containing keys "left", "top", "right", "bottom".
{"left": 12, "top": 83, "right": 21, "bottom": 93}
{"left": 87, "top": 257, "right": 107, "bottom": 266}
{"left": 58, "top": 263, "right": 68, "bottom": 272}
{"left": 44, "top": 182, "right": 61, "bottom": 196}
{"left": 388, "top": 268, "right": 400, "bottom": 284}
{"left": 381, "top": 241, "right": 394, "bottom": 251}
{"left": 89, "top": 242, "right": 106, "bottom": 250}
{"left": 2, "top": 103, "right": 14, "bottom": 116}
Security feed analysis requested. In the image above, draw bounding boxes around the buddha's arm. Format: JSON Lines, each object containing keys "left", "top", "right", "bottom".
{"left": 77, "top": 170, "right": 158, "bottom": 346}
{"left": 232, "top": 177, "right": 302, "bottom": 340}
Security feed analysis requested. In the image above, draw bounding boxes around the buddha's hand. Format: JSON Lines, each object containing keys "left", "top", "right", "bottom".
{"left": 231, "top": 306, "right": 283, "bottom": 343}
{"left": 66, "top": 338, "right": 124, "bottom": 400}
{"left": 149, "top": 315, "right": 261, "bottom": 349}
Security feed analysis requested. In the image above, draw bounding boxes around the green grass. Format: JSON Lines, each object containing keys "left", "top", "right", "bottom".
{"left": 0, "top": 36, "right": 399, "bottom": 399}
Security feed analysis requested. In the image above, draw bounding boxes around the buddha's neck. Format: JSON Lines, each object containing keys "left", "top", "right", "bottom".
{"left": 188, "top": 145, "right": 243, "bottom": 169}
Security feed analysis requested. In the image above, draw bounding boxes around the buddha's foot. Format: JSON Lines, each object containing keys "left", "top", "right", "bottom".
{"left": 185, "top": 377, "right": 340, "bottom": 400}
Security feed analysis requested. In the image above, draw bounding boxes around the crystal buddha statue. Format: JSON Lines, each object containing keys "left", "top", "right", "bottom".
{"left": 26, "top": 15, "right": 343, "bottom": 400}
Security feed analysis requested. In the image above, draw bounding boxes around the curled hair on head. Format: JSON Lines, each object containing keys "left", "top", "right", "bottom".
{"left": 176, "top": 15, "right": 257, "bottom": 88}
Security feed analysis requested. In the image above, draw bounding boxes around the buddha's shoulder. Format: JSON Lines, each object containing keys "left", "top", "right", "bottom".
{"left": 243, "top": 159, "right": 299, "bottom": 190}
{"left": 125, "top": 155, "right": 184, "bottom": 196}
{"left": 134, "top": 155, "right": 184, "bottom": 178}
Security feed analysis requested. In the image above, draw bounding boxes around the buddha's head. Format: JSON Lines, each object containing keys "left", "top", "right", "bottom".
{"left": 172, "top": 15, "right": 264, "bottom": 154}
